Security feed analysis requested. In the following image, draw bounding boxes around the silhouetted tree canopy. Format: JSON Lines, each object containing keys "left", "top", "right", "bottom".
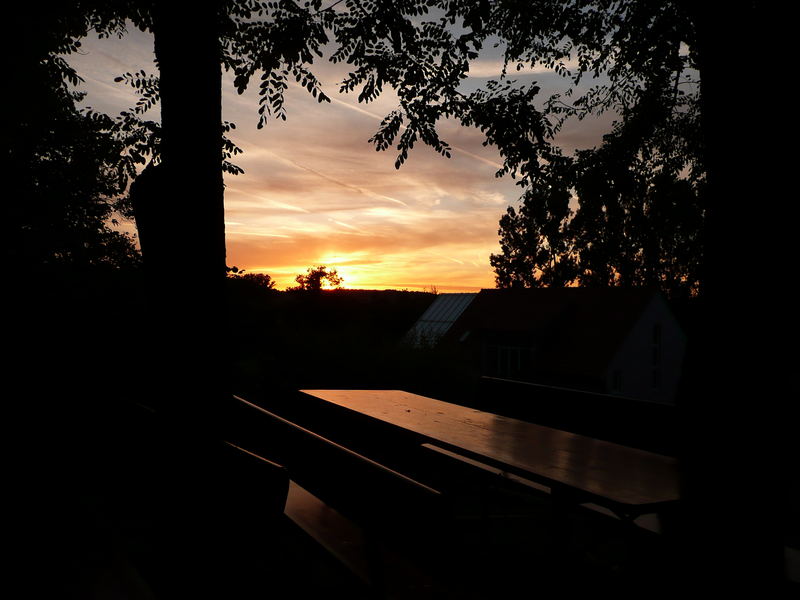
{"left": 291, "top": 265, "right": 343, "bottom": 291}
{"left": 6, "top": 6, "right": 141, "bottom": 270}
{"left": 368, "top": 1, "right": 705, "bottom": 297}
{"left": 490, "top": 127, "right": 704, "bottom": 297}
{"left": 227, "top": 266, "right": 277, "bottom": 291}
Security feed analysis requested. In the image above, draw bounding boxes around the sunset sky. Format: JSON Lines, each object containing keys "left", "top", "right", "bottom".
{"left": 67, "top": 23, "right": 612, "bottom": 291}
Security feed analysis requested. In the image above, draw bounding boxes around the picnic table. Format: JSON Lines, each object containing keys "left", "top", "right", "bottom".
{"left": 297, "top": 389, "right": 680, "bottom": 522}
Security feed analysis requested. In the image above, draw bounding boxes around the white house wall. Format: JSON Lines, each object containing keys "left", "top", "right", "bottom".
{"left": 606, "top": 295, "right": 687, "bottom": 404}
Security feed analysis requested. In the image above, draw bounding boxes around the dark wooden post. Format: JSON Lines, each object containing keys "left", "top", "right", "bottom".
{"left": 678, "top": 2, "right": 784, "bottom": 592}
{"left": 137, "top": 1, "right": 228, "bottom": 425}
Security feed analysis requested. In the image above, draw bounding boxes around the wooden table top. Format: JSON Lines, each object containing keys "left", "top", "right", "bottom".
{"left": 299, "top": 389, "right": 680, "bottom": 509}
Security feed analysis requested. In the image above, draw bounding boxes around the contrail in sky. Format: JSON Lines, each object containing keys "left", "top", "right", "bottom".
{"left": 231, "top": 187, "right": 310, "bottom": 213}
{"left": 262, "top": 147, "right": 409, "bottom": 207}
{"left": 327, "top": 95, "right": 505, "bottom": 171}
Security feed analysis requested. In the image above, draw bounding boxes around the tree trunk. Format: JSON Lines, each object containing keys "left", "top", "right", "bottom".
{"left": 136, "top": 5, "right": 242, "bottom": 595}
{"left": 680, "top": 2, "right": 785, "bottom": 591}
{"left": 141, "top": 1, "right": 228, "bottom": 424}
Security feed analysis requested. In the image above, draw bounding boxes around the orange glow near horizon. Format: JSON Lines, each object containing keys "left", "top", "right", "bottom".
{"left": 245, "top": 264, "right": 491, "bottom": 292}
{"left": 235, "top": 243, "right": 498, "bottom": 292}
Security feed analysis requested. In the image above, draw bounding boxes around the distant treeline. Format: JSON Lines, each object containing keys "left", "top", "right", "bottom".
{"left": 225, "top": 283, "right": 439, "bottom": 398}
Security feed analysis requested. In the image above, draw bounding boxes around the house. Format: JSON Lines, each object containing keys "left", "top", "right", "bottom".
{"left": 406, "top": 288, "right": 686, "bottom": 404}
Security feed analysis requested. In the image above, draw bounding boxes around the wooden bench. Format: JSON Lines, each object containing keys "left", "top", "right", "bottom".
{"left": 293, "top": 389, "right": 689, "bottom": 591}
{"left": 419, "top": 442, "right": 665, "bottom": 534}
{"left": 88, "top": 399, "right": 294, "bottom": 597}
{"left": 227, "top": 395, "right": 452, "bottom": 593}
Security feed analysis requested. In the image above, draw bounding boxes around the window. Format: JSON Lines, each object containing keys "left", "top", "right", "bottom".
{"left": 485, "top": 344, "right": 526, "bottom": 378}
{"left": 652, "top": 323, "right": 662, "bottom": 345}
{"left": 652, "top": 368, "right": 661, "bottom": 389}
{"left": 652, "top": 323, "right": 662, "bottom": 387}
{"left": 611, "top": 370, "right": 623, "bottom": 392}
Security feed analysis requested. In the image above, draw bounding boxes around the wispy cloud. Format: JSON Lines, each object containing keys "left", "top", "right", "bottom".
{"left": 226, "top": 230, "right": 292, "bottom": 238}
{"left": 327, "top": 94, "right": 504, "bottom": 171}
{"left": 467, "top": 58, "right": 580, "bottom": 78}
{"left": 227, "top": 187, "right": 311, "bottom": 213}
{"left": 255, "top": 146, "right": 409, "bottom": 208}
{"left": 329, "top": 218, "right": 373, "bottom": 235}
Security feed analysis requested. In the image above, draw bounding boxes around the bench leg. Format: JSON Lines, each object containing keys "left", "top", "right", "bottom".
{"left": 364, "top": 531, "right": 386, "bottom": 597}
{"left": 546, "top": 488, "right": 574, "bottom": 584}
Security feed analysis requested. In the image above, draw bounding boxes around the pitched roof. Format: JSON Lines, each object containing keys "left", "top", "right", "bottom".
{"left": 443, "top": 287, "right": 659, "bottom": 380}
{"left": 405, "top": 293, "right": 477, "bottom": 347}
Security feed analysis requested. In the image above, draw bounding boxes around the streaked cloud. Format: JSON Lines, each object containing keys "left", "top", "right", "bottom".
{"left": 468, "top": 57, "right": 580, "bottom": 78}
